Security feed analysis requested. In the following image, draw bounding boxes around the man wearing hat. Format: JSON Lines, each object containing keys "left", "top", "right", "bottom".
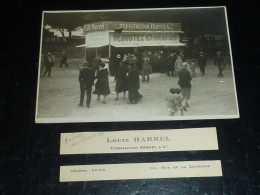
{"left": 141, "top": 52, "right": 152, "bottom": 82}
{"left": 167, "top": 53, "right": 177, "bottom": 77}
{"left": 198, "top": 51, "right": 207, "bottom": 76}
{"left": 59, "top": 50, "right": 68, "bottom": 68}
{"left": 43, "top": 52, "right": 54, "bottom": 77}
{"left": 215, "top": 51, "right": 224, "bottom": 77}
{"left": 78, "top": 61, "right": 95, "bottom": 108}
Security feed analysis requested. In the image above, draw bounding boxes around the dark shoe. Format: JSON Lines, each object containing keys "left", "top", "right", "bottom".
{"left": 86, "top": 105, "right": 90, "bottom": 108}
{"left": 114, "top": 97, "right": 119, "bottom": 100}
{"left": 78, "top": 104, "right": 83, "bottom": 107}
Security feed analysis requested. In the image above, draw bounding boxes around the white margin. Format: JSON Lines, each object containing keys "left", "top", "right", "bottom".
{"left": 35, "top": 6, "right": 240, "bottom": 123}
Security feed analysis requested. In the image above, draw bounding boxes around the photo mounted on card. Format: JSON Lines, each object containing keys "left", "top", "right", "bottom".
{"left": 36, "top": 6, "right": 239, "bottom": 123}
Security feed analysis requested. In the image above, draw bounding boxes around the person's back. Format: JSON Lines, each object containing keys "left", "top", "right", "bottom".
{"left": 169, "top": 55, "right": 177, "bottom": 65}
{"left": 79, "top": 66, "right": 95, "bottom": 86}
{"left": 92, "top": 56, "right": 102, "bottom": 68}
{"left": 198, "top": 55, "right": 206, "bottom": 66}
{"left": 78, "top": 63, "right": 95, "bottom": 107}
{"left": 215, "top": 54, "right": 222, "bottom": 65}
{"left": 178, "top": 68, "right": 192, "bottom": 88}
{"left": 62, "top": 51, "right": 67, "bottom": 60}
{"left": 142, "top": 57, "right": 151, "bottom": 69}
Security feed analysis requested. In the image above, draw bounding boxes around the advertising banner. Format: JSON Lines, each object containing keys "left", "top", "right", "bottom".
{"left": 83, "top": 21, "right": 181, "bottom": 33}
{"left": 110, "top": 32, "right": 180, "bottom": 47}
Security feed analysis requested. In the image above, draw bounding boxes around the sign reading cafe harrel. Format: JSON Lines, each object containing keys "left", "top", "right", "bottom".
{"left": 83, "top": 21, "right": 182, "bottom": 33}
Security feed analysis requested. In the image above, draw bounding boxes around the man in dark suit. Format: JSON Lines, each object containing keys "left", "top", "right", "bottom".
{"left": 198, "top": 51, "right": 207, "bottom": 76}
{"left": 43, "top": 52, "right": 54, "bottom": 77}
{"left": 215, "top": 51, "right": 224, "bottom": 77}
{"left": 60, "top": 50, "right": 68, "bottom": 67}
{"left": 78, "top": 61, "right": 95, "bottom": 108}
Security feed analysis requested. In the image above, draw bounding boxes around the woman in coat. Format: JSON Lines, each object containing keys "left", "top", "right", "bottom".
{"left": 114, "top": 56, "right": 128, "bottom": 100}
{"left": 93, "top": 62, "right": 110, "bottom": 103}
{"left": 127, "top": 63, "right": 142, "bottom": 104}
{"left": 178, "top": 62, "right": 192, "bottom": 110}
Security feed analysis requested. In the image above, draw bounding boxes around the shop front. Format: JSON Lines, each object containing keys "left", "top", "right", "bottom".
{"left": 77, "top": 21, "right": 185, "bottom": 60}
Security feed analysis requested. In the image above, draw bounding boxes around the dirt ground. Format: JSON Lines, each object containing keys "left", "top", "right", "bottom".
{"left": 36, "top": 58, "right": 239, "bottom": 122}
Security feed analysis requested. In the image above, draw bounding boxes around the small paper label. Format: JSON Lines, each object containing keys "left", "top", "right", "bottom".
{"left": 60, "top": 160, "right": 222, "bottom": 182}
{"left": 60, "top": 127, "right": 218, "bottom": 154}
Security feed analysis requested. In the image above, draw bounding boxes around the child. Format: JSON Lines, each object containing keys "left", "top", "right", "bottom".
{"left": 166, "top": 88, "right": 184, "bottom": 116}
{"left": 190, "top": 60, "right": 196, "bottom": 77}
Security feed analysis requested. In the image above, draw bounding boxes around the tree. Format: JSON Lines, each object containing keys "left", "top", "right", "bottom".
{"left": 43, "top": 13, "right": 87, "bottom": 41}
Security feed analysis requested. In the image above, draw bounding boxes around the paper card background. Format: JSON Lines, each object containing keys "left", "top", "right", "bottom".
{"left": 1, "top": 1, "right": 258, "bottom": 195}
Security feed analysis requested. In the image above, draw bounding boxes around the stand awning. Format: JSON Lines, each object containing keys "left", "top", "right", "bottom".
{"left": 76, "top": 43, "right": 108, "bottom": 48}
{"left": 162, "top": 43, "right": 186, "bottom": 47}
{"left": 111, "top": 43, "right": 142, "bottom": 48}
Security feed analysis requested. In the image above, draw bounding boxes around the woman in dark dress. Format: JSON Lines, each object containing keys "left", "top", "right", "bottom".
{"left": 114, "top": 57, "right": 128, "bottom": 100}
{"left": 127, "top": 63, "right": 142, "bottom": 104}
{"left": 178, "top": 62, "right": 192, "bottom": 110}
{"left": 93, "top": 62, "right": 110, "bottom": 103}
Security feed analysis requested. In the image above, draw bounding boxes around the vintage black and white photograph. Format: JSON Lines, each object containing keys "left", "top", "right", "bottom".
{"left": 36, "top": 7, "right": 239, "bottom": 123}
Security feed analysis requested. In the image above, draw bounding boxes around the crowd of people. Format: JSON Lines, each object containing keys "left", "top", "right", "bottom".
{"left": 41, "top": 50, "right": 69, "bottom": 77}
{"left": 78, "top": 49, "right": 228, "bottom": 115}
{"left": 79, "top": 53, "right": 143, "bottom": 107}
{"left": 41, "top": 48, "right": 228, "bottom": 116}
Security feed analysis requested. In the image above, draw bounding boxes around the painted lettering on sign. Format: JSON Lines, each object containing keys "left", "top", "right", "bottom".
{"left": 83, "top": 22, "right": 105, "bottom": 32}
{"left": 83, "top": 21, "right": 181, "bottom": 32}
{"left": 111, "top": 33, "right": 179, "bottom": 45}
{"left": 45, "top": 37, "right": 68, "bottom": 43}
